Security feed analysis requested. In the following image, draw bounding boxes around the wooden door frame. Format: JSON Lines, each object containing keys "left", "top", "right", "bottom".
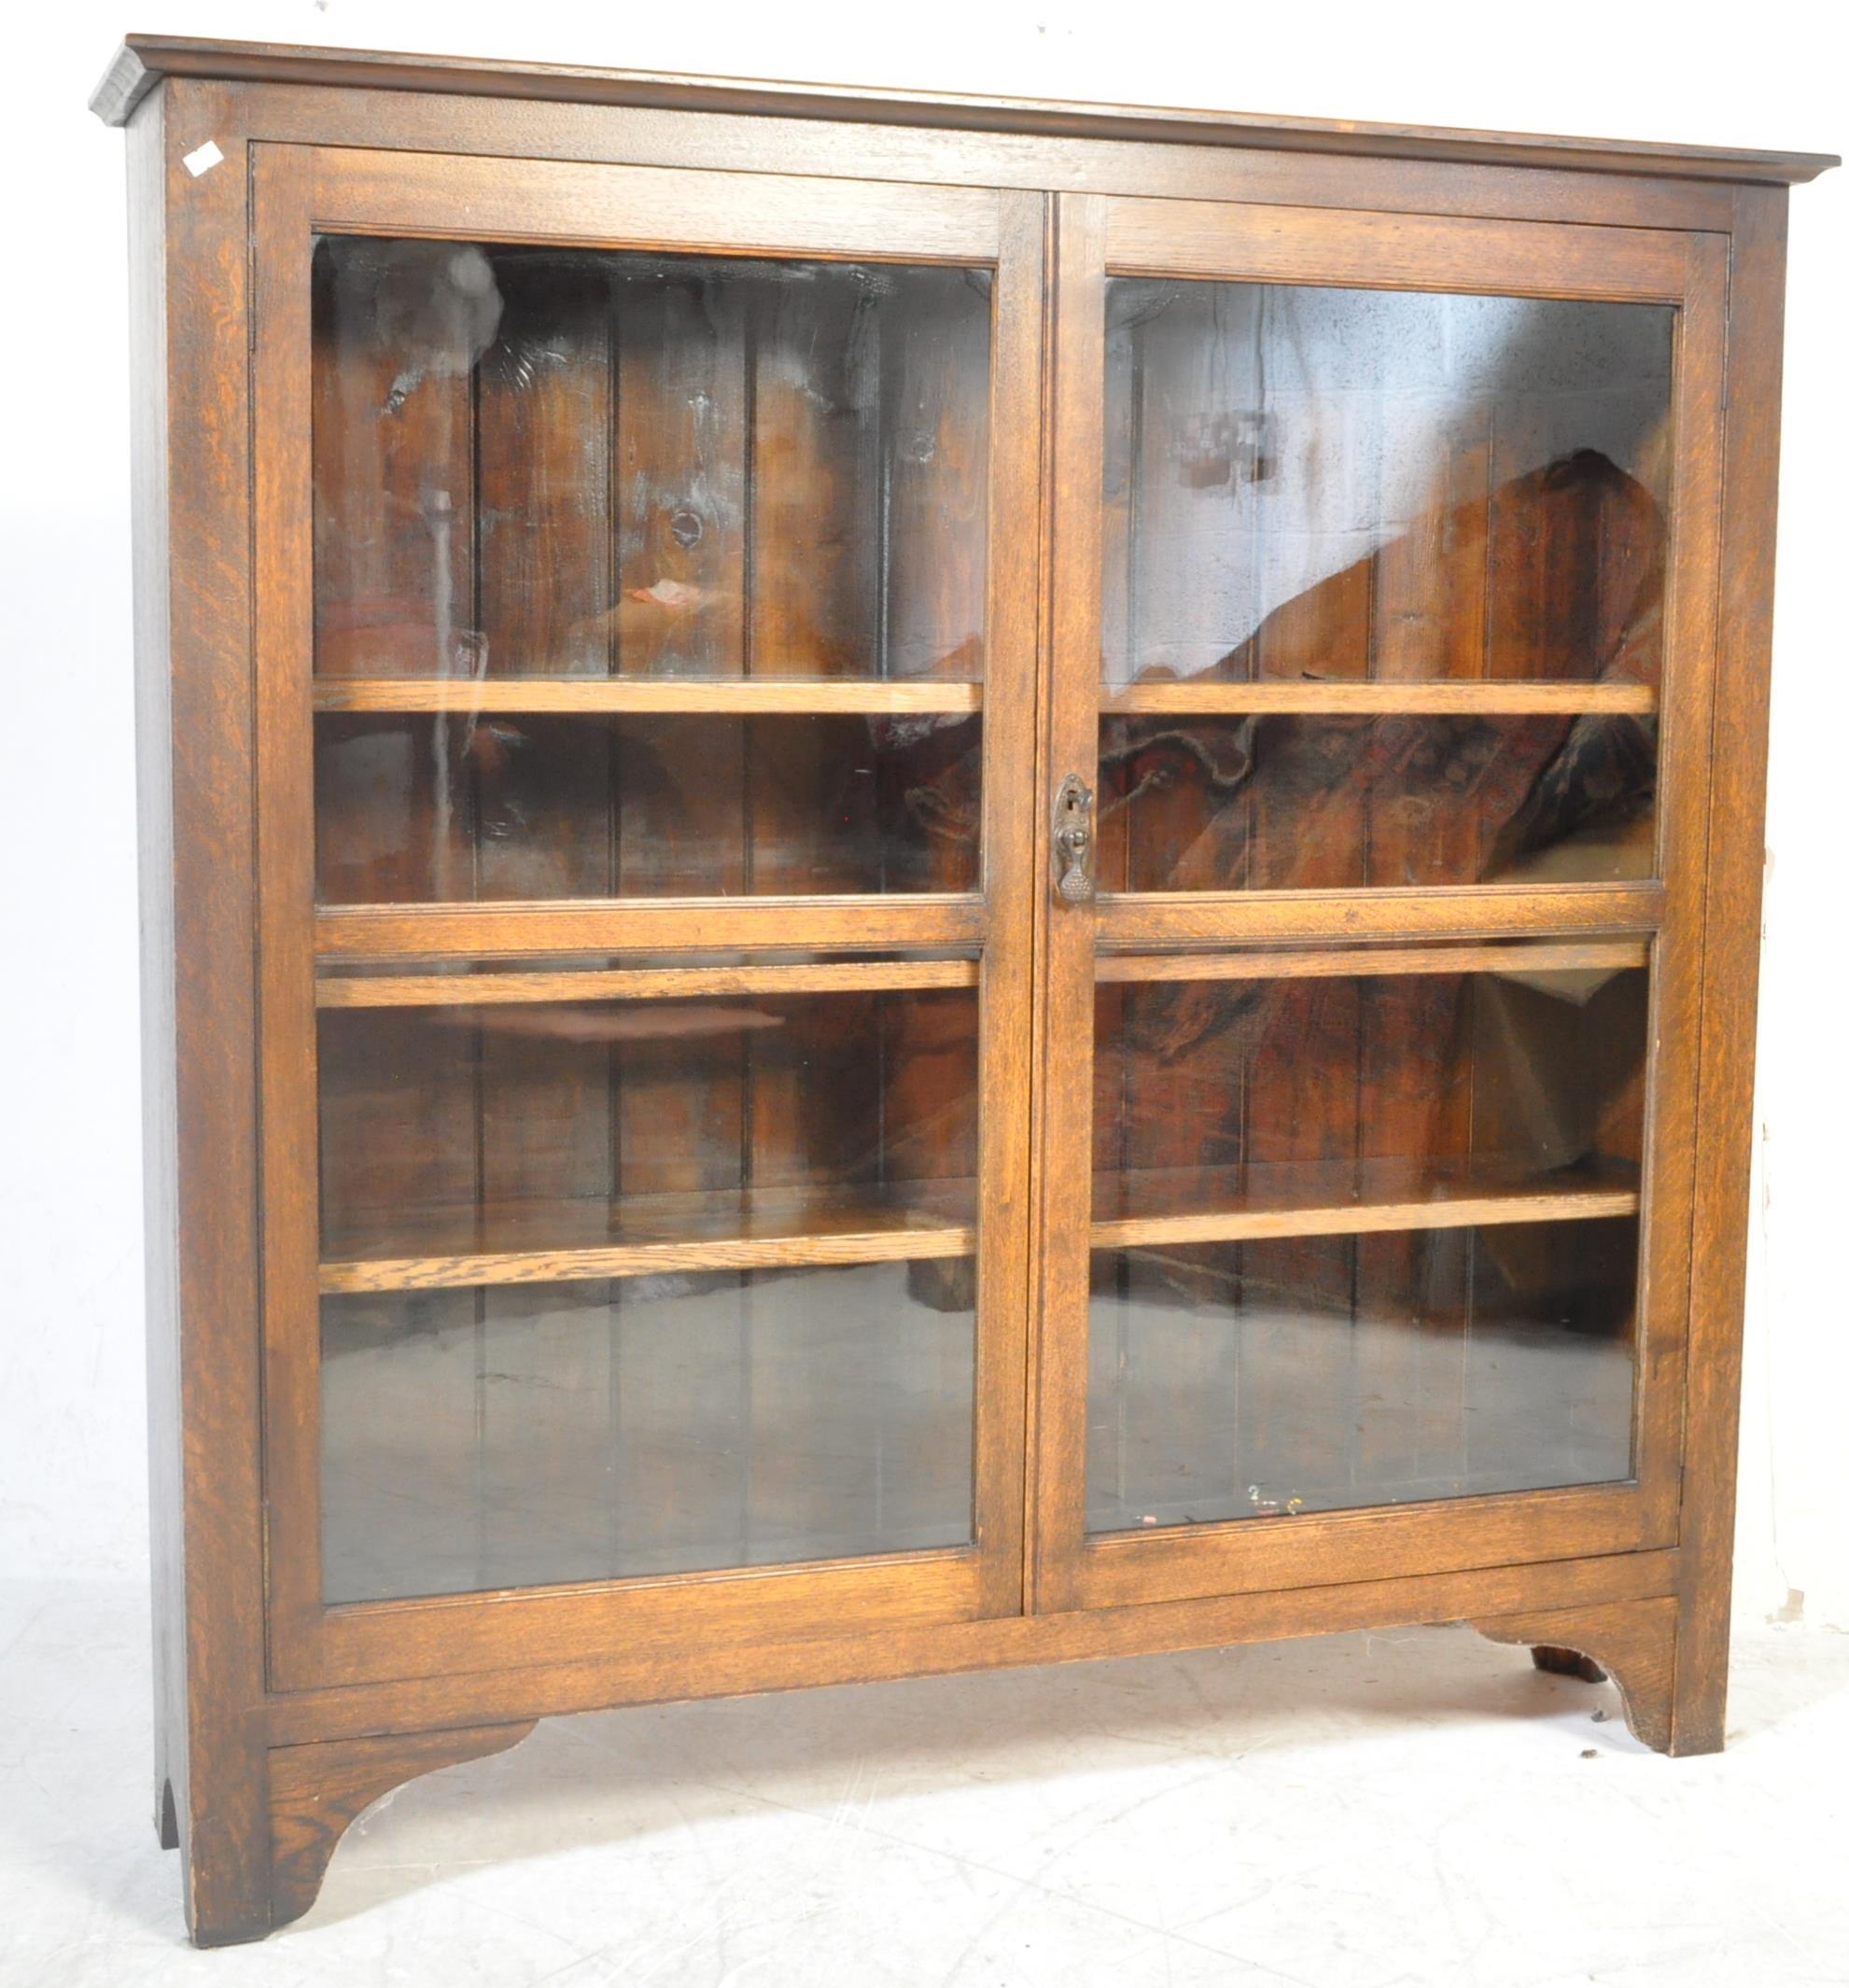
{"left": 250, "top": 141, "right": 1045, "bottom": 1692}
{"left": 1028, "top": 190, "right": 1730, "bottom": 1615}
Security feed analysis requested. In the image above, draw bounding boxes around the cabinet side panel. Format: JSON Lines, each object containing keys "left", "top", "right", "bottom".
{"left": 152, "top": 81, "right": 274, "bottom": 1940}
{"left": 1674, "top": 187, "right": 1791, "bottom": 1756}
{"left": 128, "top": 82, "right": 183, "bottom": 1858}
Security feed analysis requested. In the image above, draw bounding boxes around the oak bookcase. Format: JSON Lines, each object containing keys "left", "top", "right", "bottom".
{"left": 91, "top": 35, "right": 1834, "bottom": 1944}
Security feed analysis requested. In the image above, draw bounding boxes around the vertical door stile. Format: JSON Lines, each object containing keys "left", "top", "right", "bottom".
{"left": 973, "top": 189, "right": 1049, "bottom": 1618}
{"left": 1030, "top": 194, "right": 1109, "bottom": 1613}
{"left": 252, "top": 147, "right": 330, "bottom": 1674}
{"left": 1629, "top": 231, "right": 1730, "bottom": 1543}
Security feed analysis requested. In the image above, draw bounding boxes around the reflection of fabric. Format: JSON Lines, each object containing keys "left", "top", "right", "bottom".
{"left": 1102, "top": 282, "right": 1674, "bottom": 684}
{"left": 1071, "top": 446, "right": 1663, "bottom": 1326}
{"left": 344, "top": 240, "right": 504, "bottom": 409}
{"left": 871, "top": 452, "right": 1663, "bottom": 900}
{"left": 1095, "top": 449, "right": 1663, "bottom": 894}
{"left": 1096, "top": 967, "right": 1648, "bottom": 1325}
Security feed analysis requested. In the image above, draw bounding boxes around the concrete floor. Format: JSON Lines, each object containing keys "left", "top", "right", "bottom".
{"left": 5, "top": 1577, "right": 1845, "bottom": 1986}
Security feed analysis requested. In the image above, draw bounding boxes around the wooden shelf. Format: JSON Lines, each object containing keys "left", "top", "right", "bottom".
{"left": 320, "top": 1156, "right": 1638, "bottom": 1295}
{"left": 320, "top": 1182, "right": 978, "bottom": 1295}
{"left": 313, "top": 676, "right": 983, "bottom": 716}
{"left": 1101, "top": 679, "right": 1657, "bottom": 717}
{"left": 1088, "top": 1155, "right": 1641, "bottom": 1251}
{"left": 317, "top": 958, "right": 981, "bottom": 1008}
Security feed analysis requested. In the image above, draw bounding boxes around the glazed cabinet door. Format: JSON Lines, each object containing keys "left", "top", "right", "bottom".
{"left": 1030, "top": 194, "right": 1727, "bottom": 1612}
{"left": 251, "top": 146, "right": 1042, "bottom": 1689}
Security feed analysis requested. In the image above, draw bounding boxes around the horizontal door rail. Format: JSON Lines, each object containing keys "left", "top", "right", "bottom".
{"left": 1096, "top": 939, "right": 1651, "bottom": 984}
{"left": 314, "top": 676, "right": 984, "bottom": 716}
{"left": 308, "top": 146, "right": 1006, "bottom": 263}
{"left": 317, "top": 958, "right": 982, "bottom": 1008}
{"left": 1102, "top": 196, "right": 1692, "bottom": 302}
{"left": 1090, "top": 1155, "right": 1641, "bottom": 1251}
{"left": 315, "top": 895, "right": 988, "bottom": 959}
{"left": 1101, "top": 679, "right": 1656, "bottom": 717}
{"left": 1097, "top": 884, "right": 1663, "bottom": 948}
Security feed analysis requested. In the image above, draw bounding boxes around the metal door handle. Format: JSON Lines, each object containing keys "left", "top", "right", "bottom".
{"left": 1052, "top": 774, "right": 1096, "bottom": 905}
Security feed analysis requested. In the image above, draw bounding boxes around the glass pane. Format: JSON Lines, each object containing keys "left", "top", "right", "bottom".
{"left": 311, "top": 237, "right": 989, "bottom": 904}
{"left": 315, "top": 710, "right": 980, "bottom": 902}
{"left": 1086, "top": 1220, "right": 1638, "bottom": 1532}
{"left": 1086, "top": 952, "right": 1646, "bottom": 1532}
{"left": 324, "top": 1264, "right": 976, "bottom": 1602}
{"left": 315, "top": 240, "right": 990, "bottom": 682}
{"left": 1097, "top": 712, "right": 1654, "bottom": 889}
{"left": 316, "top": 976, "right": 980, "bottom": 1600}
{"left": 1101, "top": 281, "right": 1673, "bottom": 889}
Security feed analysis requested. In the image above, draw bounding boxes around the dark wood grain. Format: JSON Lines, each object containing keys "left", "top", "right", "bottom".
{"left": 1036, "top": 184, "right": 1719, "bottom": 1624}
{"left": 1474, "top": 1595, "right": 1677, "bottom": 1753}
{"left": 967, "top": 189, "right": 1047, "bottom": 1617}
{"left": 249, "top": 146, "right": 337, "bottom": 1790}
{"left": 1030, "top": 192, "right": 1109, "bottom": 1612}
{"left": 102, "top": 52, "right": 1825, "bottom": 1943}
{"left": 127, "top": 80, "right": 276, "bottom": 1947}
{"left": 88, "top": 37, "right": 1837, "bottom": 187}
{"left": 265, "top": 1547, "right": 1678, "bottom": 1745}
{"left": 301, "top": 143, "right": 1003, "bottom": 261}
{"left": 1099, "top": 885, "right": 1663, "bottom": 947}
{"left": 1671, "top": 187, "right": 1793, "bottom": 1757}
{"left": 267, "top": 1722, "right": 535, "bottom": 1931}
{"left": 315, "top": 895, "right": 987, "bottom": 958}
{"left": 316, "top": 959, "right": 982, "bottom": 1006}
{"left": 246, "top": 142, "right": 1042, "bottom": 1713}
{"left": 1106, "top": 197, "right": 1695, "bottom": 299}
{"left": 166, "top": 79, "right": 1756, "bottom": 233}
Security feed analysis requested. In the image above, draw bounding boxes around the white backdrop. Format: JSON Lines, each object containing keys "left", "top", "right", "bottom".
{"left": 3, "top": 0, "right": 1842, "bottom": 1626}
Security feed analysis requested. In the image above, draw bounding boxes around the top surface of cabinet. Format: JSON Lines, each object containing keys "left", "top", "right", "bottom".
{"left": 90, "top": 32, "right": 1838, "bottom": 184}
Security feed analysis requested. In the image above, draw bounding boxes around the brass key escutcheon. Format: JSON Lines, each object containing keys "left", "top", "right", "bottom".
{"left": 1052, "top": 774, "right": 1096, "bottom": 905}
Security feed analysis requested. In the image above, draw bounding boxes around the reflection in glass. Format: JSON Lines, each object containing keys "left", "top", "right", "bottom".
{"left": 1104, "top": 282, "right": 1674, "bottom": 687}
{"left": 318, "top": 986, "right": 979, "bottom": 1265}
{"left": 316, "top": 981, "right": 980, "bottom": 1600}
{"left": 315, "top": 711, "right": 981, "bottom": 902}
{"left": 1100, "top": 281, "right": 1674, "bottom": 889}
{"left": 1094, "top": 964, "right": 1646, "bottom": 1202}
{"left": 1096, "top": 711, "right": 1655, "bottom": 889}
{"left": 310, "top": 237, "right": 991, "bottom": 904}
{"left": 1087, "top": 1221, "right": 1638, "bottom": 1531}
{"left": 324, "top": 1264, "right": 976, "bottom": 1602}
{"left": 314, "top": 239, "right": 991, "bottom": 683}
{"left": 1086, "top": 960, "right": 1646, "bottom": 1530}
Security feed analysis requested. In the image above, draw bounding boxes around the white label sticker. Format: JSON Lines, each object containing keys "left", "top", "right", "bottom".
{"left": 182, "top": 139, "right": 225, "bottom": 178}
